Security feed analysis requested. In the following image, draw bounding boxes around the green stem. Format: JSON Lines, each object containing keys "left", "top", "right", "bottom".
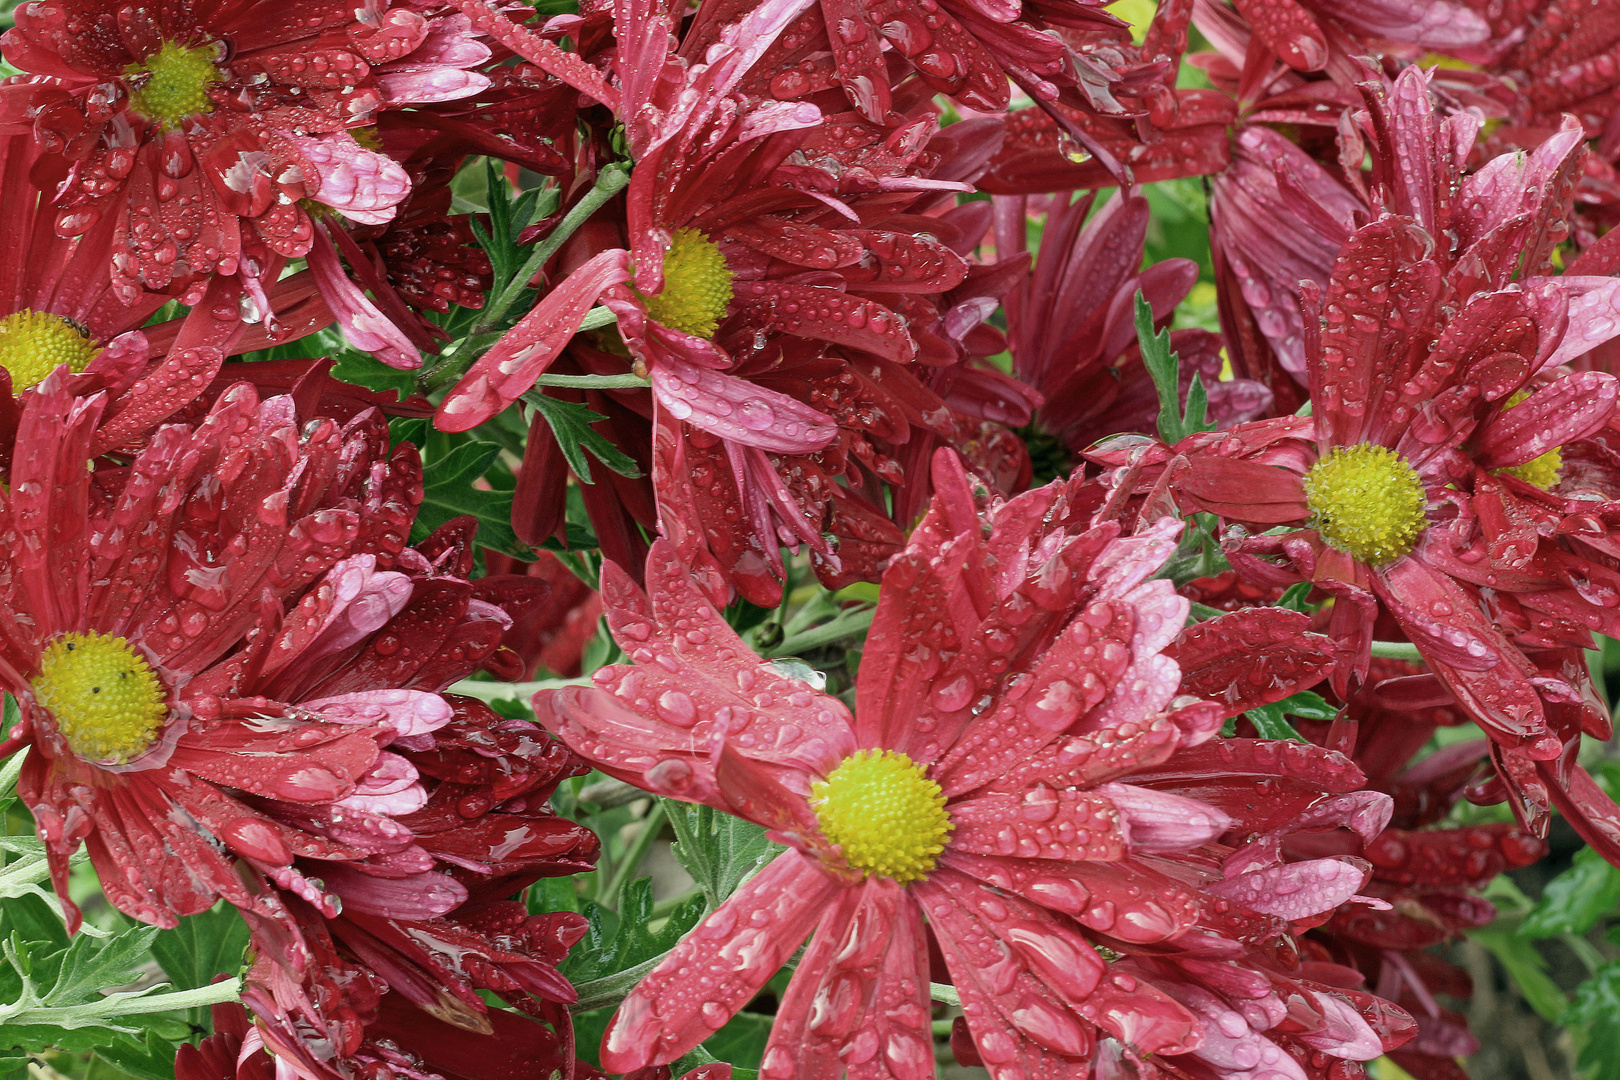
{"left": 532, "top": 370, "right": 649, "bottom": 390}
{"left": 1368, "top": 641, "right": 1423, "bottom": 661}
{"left": 601, "top": 801, "right": 667, "bottom": 908}
{"left": 767, "top": 607, "right": 875, "bottom": 658}
{"left": 447, "top": 676, "right": 591, "bottom": 703}
{"left": 478, "top": 164, "right": 631, "bottom": 335}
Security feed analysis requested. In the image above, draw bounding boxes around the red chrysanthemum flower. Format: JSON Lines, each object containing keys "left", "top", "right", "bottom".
{"left": 0, "top": 374, "right": 523, "bottom": 934}
{"left": 240, "top": 689, "right": 600, "bottom": 1080}
{"left": 1192, "top": 0, "right": 1487, "bottom": 89}
{"left": 535, "top": 448, "right": 1412, "bottom": 1078}
{"left": 0, "top": 130, "right": 256, "bottom": 451}
{"left": 994, "top": 188, "right": 1271, "bottom": 474}
{"left": 440, "top": 0, "right": 1011, "bottom": 603}
{"left": 0, "top": 0, "right": 489, "bottom": 310}
{"left": 1094, "top": 68, "right": 1620, "bottom": 864}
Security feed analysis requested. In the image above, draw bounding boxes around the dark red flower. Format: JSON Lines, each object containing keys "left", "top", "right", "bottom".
{"left": 440, "top": 0, "right": 1009, "bottom": 604}
{"left": 994, "top": 188, "right": 1271, "bottom": 469}
{"left": 0, "top": 0, "right": 488, "bottom": 315}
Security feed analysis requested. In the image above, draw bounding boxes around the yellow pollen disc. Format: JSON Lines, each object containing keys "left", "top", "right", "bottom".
{"left": 1304, "top": 443, "right": 1427, "bottom": 566}
{"left": 127, "top": 39, "right": 222, "bottom": 129}
{"left": 0, "top": 310, "right": 101, "bottom": 390}
{"left": 1495, "top": 391, "right": 1564, "bottom": 490}
{"left": 32, "top": 632, "right": 169, "bottom": 764}
{"left": 644, "top": 229, "right": 734, "bottom": 339}
{"left": 811, "top": 749, "right": 953, "bottom": 884}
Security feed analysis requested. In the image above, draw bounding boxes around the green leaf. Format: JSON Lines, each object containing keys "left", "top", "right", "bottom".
{"left": 1243, "top": 690, "right": 1335, "bottom": 743}
{"left": 329, "top": 350, "right": 420, "bottom": 402}
{"left": 521, "top": 392, "right": 641, "bottom": 483}
{"left": 94, "top": 1031, "right": 193, "bottom": 1080}
{"left": 0, "top": 911, "right": 243, "bottom": 1056}
{"left": 411, "top": 440, "right": 529, "bottom": 557}
{"left": 701, "top": 1011, "right": 773, "bottom": 1072}
{"left": 1566, "top": 961, "right": 1620, "bottom": 1080}
{"left": 150, "top": 903, "right": 250, "bottom": 990}
{"left": 1520, "top": 847, "right": 1620, "bottom": 939}
{"left": 664, "top": 802, "right": 780, "bottom": 910}
{"left": 562, "top": 879, "right": 706, "bottom": 1010}
{"left": 1468, "top": 925, "right": 1567, "bottom": 1023}
{"left": 1135, "top": 291, "right": 1214, "bottom": 444}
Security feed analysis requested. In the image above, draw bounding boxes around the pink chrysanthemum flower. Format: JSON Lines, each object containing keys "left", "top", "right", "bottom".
{"left": 0, "top": 374, "right": 481, "bottom": 933}
{"left": 536, "top": 448, "right": 1407, "bottom": 1078}
{"left": 0, "top": 0, "right": 489, "bottom": 309}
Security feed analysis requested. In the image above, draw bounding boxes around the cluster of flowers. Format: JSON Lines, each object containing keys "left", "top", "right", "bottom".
{"left": 3, "top": 0, "right": 1620, "bottom": 1078}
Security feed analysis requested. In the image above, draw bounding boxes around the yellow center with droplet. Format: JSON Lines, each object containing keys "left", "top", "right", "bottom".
{"left": 1495, "top": 391, "right": 1564, "bottom": 490}
{"left": 1304, "top": 443, "right": 1427, "bottom": 565}
{"left": 811, "top": 749, "right": 953, "bottom": 883}
{"left": 32, "top": 632, "right": 169, "bottom": 764}
{"left": 644, "top": 229, "right": 734, "bottom": 339}
{"left": 0, "top": 311, "right": 101, "bottom": 390}
{"left": 127, "top": 39, "right": 222, "bottom": 129}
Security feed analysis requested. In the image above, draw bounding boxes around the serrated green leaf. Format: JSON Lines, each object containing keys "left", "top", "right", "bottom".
{"left": 1243, "top": 690, "right": 1334, "bottom": 743}
{"left": 411, "top": 441, "right": 529, "bottom": 557}
{"left": 1468, "top": 925, "right": 1567, "bottom": 1023}
{"left": 521, "top": 392, "right": 641, "bottom": 484}
{"left": 329, "top": 350, "right": 420, "bottom": 402}
{"left": 664, "top": 802, "right": 780, "bottom": 910}
{"left": 150, "top": 902, "right": 250, "bottom": 990}
{"left": 1520, "top": 847, "right": 1620, "bottom": 939}
{"left": 562, "top": 879, "right": 705, "bottom": 1010}
{"left": 0, "top": 919, "right": 241, "bottom": 1055}
{"left": 1136, "top": 291, "right": 1214, "bottom": 444}
{"left": 94, "top": 1031, "right": 191, "bottom": 1080}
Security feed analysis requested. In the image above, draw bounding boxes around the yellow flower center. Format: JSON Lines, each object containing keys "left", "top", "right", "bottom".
{"left": 811, "top": 749, "right": 953, "bottom": 884}
{"left": 0, "top": 311, "right": 101, "bottom": 390}
{"left": 127, "top": 39, "right": 222, "bottom": 129}
{"left": 32, "top": 632, "right": 169, "bottom": 764}
{"left": 1304, "top": 443, "right": 1427, "bottom": 565}
{"left": 644, "top": 229, "right": 734, "bottom": 339}
{"left": 1494, "top": 391, "right": 1564, "bottom": 490}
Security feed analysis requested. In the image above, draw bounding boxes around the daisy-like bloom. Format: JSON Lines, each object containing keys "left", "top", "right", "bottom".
{"left": 1094, "top": 67, "right": 1620, "bottom": 860}
{"left": 0, "top": 0, "right": 491, "bottom": 313}
{"left": 442, "top": 0, "right": 1002, "bottom": 604}
{"left": 536, "top": 447, "right": 1411, "bottom": 1078}
{"left": 0, "top": 131, "right": 254, "bottom": 449}
{"left": 0, "top": 373, "right": 499, "bottom": 934}
{"left": 992, "top": 188, "right": 1271, "bottom": 478}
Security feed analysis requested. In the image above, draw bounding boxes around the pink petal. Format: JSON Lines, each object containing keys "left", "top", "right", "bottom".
{"left": 1093, "top": 782, "right": 1232, "bottom": 852}
{"left": 600, "top": 850, "right": 838, "bottom": 1073}
{"left": 1207, "top": 857, "right": 1371, "bottom": 920}
{"left": 436, "top": 249, "right": 631, "bottom": 432}
{"left": 300, "top": 689, "right": 454, "bottom": 737}
{"left": 649, "top": 354, "right": 838, "bottom": 453}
